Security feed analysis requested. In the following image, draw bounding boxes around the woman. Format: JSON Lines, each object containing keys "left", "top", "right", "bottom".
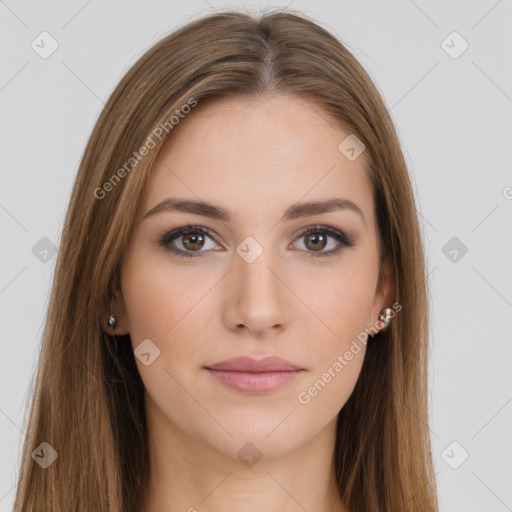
{"left": 13, "top": 8, "right": 439, "bottom": 512}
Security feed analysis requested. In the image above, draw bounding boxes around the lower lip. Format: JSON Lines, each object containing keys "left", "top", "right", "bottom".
{"left": 205, "top": 369, "right": 304, "bottom": 393}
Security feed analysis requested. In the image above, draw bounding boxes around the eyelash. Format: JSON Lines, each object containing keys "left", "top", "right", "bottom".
{"left": 158, "top": 223, "right": 355, "bottom": 259}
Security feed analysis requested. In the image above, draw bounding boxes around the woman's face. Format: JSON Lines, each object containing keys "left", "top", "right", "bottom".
{"left": 114, "top": 93, "right": 393, "bottom": 460}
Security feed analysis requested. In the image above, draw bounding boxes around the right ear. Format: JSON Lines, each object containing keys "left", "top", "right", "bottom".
{"left": 101, "top": 288, "right": 130, "bottom": 336}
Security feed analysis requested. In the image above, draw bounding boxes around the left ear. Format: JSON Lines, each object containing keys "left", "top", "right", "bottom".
{"left": 370, "top": 255, "right": 395, "bottom": 324}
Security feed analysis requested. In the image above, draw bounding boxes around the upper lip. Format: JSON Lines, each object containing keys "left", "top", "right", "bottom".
{"left": 205, "top": 356, "right": 304, "bottom": 372}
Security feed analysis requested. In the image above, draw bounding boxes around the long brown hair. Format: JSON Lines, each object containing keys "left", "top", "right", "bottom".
{"left": 13, "top": 8, "right": 438, "bottom": 511}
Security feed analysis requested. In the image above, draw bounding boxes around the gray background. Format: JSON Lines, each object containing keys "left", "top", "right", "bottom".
{"left": 1, "top": 1, "right": 511, "bottom": 511}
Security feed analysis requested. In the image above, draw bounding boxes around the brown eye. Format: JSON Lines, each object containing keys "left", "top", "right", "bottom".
{"left": 304, "top": 232, "right": 327, "bottom": 252}
{"left": 159, "top": 225, "right": 220, "bottom": 258}
{"left": 181, "top": 231, "right": 206, "bottom": 251}
{"left": 293, "top": 226, "right": 355, "bottom": 258}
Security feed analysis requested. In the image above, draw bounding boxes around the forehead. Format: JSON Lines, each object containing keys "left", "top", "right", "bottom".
{"left": 138, "top": 94, "right": 375, "bottom": 227}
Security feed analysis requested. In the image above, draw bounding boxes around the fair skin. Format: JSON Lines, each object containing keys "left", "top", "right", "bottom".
{"left": 109, "top": 93, "right": 393, "bottom": 512}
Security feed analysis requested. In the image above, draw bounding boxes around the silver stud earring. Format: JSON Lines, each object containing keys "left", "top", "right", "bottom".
{"left": 106, "top": 313, "right": 117, "bottom": 332}
{"left": 378, "top": 307, "right": 394, "bottom": 332}
{"left": 106, "top": 313, "right": 118, "bottom": 352}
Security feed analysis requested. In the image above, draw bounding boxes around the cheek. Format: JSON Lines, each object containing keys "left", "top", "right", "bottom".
{"left": 297, "top": 260, "right": 378, "bottom": 346}
{"left": 120, "top": 258, "right": 210, "bottom": 412}
{"left": 121, "top": 256, "right": 218, "bottom": 393}
{"left": 295, "top": 274, "right": 371, "bottom": 415}
{"left": 122, "top": 255, "right": 208, "bottom": 343}
{"left": 293, "top": 259, "right": 376, "bottom": 400}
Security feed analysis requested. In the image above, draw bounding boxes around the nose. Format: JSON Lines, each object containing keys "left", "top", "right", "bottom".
{"left": 221, "top": 246, "right": 290, "bottom": 338}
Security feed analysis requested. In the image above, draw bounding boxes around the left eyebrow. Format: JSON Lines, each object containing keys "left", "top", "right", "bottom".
{"left": 143, "top": 197, "right": 366, "bottom": 226}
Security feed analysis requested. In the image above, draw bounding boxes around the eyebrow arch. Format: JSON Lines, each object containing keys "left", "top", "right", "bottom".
{"left": 143, "top": 197, "right": 365, "bottom": 225}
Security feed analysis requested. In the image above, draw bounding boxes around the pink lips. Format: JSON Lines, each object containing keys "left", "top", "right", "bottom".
{"left": 205, "top": 356, "right": 305, "bottom": 393}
